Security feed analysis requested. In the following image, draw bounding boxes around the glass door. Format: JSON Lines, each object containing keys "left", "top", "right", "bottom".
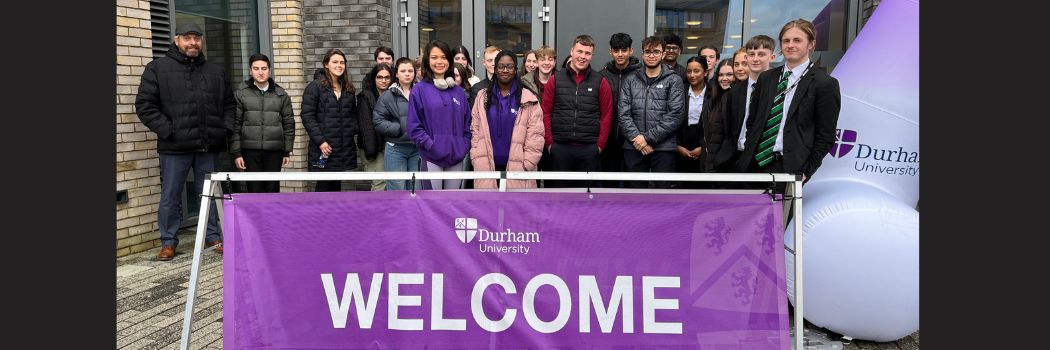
{"left": 408, "top": 0, "right": 551, "bottom": 80}
{"left": 476, "top": 0, "right": 547, "bottom": 77}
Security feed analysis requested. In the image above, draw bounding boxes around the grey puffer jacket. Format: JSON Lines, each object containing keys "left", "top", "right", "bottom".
{"left": 616, "top": 65, "right": 686, "bottom": 151}
{"left": 230, "top": 78, "right": 295, "bottom": 157}
{"left": 373, "top": 83, "right": 414, "bottom": 145}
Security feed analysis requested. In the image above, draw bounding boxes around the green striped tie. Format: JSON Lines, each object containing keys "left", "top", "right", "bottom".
{"left": 754, "top": 70, "right": 792, "bottom": 167}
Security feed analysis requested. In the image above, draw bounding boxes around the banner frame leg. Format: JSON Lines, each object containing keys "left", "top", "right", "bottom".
{"left": 792, "top": 179, "right": 804, "bottom": 350}
{"left": 178, "top": 178, "right": 222, "bottom": 350}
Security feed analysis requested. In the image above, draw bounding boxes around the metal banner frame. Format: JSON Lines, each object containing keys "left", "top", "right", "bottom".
{"left": 178, "top": 171, "right": 804, "bottom": 350}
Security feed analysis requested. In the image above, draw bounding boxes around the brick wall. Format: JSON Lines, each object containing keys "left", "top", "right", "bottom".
{"left": 303, "top": 0, "right": 392, "bottom": 88}
{"left": 302, "top": 0, "right": 392, "bottom": 190}
{"left": 116, "top": 0, "right": 161, "bottom": 257}
{"left": 115, "top": 0, "right": 401, "bottom": 256}
{"left": 272, "top": 0, "right": 311, "bottom": 191}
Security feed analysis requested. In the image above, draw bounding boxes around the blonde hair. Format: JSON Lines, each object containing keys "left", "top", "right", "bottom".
{"left": 535, "top": 45, "right": 556, "bottom": 60}
{"left": 779, "top": 19, "right": 817, "bottom": 44}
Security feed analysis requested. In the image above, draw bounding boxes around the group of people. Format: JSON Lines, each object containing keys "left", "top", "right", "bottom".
{"left": 135, "top": 19, "right": 841, "bottom": 260}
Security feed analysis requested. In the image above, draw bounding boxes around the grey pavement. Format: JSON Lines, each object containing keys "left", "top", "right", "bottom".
{"left": 116, "top": 227, "right": 918, "bottom": 350}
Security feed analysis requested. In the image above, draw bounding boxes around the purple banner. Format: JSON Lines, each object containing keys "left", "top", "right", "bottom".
{"left": 224, "top": 191, "right": 789, "bottom": 349}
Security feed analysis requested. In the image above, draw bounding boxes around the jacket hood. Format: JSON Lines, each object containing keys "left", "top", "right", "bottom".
{"left": 519, "top": 85, "right": 539, "bottom": 105}
{"left": 165, "top": 45, "right": 206, "bottom": 65}
{"left": 241, "top": 77, "right": 283, "bottom": 91}
{"left": 634, "top": 62, "right": 677, "bottom": 83}
{"left": 312, "top": 67, "right": 327, "bottom": 80}
{"left": 388, "top": 82, "right": 410, "bottom": 99}
{"left": 604, "top": 56, "right": 642, "bottom": 74}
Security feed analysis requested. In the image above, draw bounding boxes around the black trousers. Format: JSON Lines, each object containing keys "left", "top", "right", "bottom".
{"left": 314, "top": 180, "right": 342, "bottom": 192}
{"left": 746, "top": 152, "right": 788, "bottom": 192}
{"left": 675, "top": 152, "right": 707, "bottom": 189}
{"left": 241, "top": 149, "right": 284, "bottom": 193}
{"left": 598, "top": 138, "right": 625, "bottom": 188}
{"left": 548, "top": 142, "right": 601, "bottom": 188}
{"left": 622, "top": 149, "right": 676, "bottom": 189}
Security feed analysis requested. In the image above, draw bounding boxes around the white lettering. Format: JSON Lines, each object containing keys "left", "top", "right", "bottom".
{"left": 471, "top": 273, "right": 518, "bottom": 332}
{"left": 523, "top": 274, "right": 572, "bottom": 333}
{"left": 388, "top": 273, "right": 424, "bottom": 330}
{"left": 430, "top": 273, "right": 467, "bottom": 330}
{"left": 579, "top": 275, "right": 634, "bottom": 333}
{"left": 320, "top": 273, "right": 383, "bottom": 329}
{"left": 642, "top": 276, "right": 682, "bottom": 334}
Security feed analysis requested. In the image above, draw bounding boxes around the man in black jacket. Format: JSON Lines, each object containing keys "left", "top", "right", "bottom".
{"left": 617, "top": 36, "right": 686, "bottom": 188}
{"left": 598, "top": 33, "right": 642, "bottom": 188}
{"left": 735, "top": 20, "right": 840, "bottom": 184}
{"left": 135, "top": 22, "right": 235, "bottom": 261}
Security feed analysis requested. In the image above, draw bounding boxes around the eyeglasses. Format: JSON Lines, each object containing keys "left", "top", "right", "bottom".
{"left": 496, "top": 64, "right": 516, "bottom": 71}
{"left": 665, "top": 46, "right": 681, "bottom": 53}
{"left": 376, "top": 76, "right": 392, "bottom": 81}
{"left": 643, "top": 50, "right": 664, "bottom": 56}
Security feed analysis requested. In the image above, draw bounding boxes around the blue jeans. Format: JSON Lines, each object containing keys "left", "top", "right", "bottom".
{"left": 383, "top": 142, "right": 421, "bottom": 191}
{"left": 158, "top": 152, "right": 222, "bottom": 247}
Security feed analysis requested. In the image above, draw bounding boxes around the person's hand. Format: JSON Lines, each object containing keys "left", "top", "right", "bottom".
{"left": 690, "top": 147, "right": 703, "bottom": 160}
{"left": 234, "top": 157, "right": 246, "bottom": 170}
{"left": 632, "top": 135, "right": 648, "bottom": 151}
{"left": 320, "top": 142, "right": 332, "bottom": 155}
{"left": 641, "top": 145, "right": 654, "bottom": 156}
{"left": 282, "top": 157, "right": 290, "bottom": 167}
{"left": 677, "top": 146, "right": 691, "bottom": 159}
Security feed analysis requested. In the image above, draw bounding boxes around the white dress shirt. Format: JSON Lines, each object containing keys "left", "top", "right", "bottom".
{"left": 736, "top": 77, "right": 758, "bottom": 151}
{"left": 687, "top": 85, "right": 706, "bottom": 126}
{"left": 773, "top": 59, "right": 810, "bottom": 153}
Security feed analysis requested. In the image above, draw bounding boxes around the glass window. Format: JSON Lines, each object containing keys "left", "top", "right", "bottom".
{"left": 723, "top": 0, "right": 746, "bottom": 54}
{"left": 748, "top": 0, "right": 849, "bottom": 72}
{"left": 174, "top": 0, "right": 261, "bottom": 91}
{"left": 174, "top": 0, "right": 263, "bottom": 195}
{"left": 655, "top": 0, "right": 739, "bottom": 67}
{"left": 419, "top": 0, "right": 463, "bottom": 57}
{"left": 485, "top": 0, "right": 532, "bottom": 55}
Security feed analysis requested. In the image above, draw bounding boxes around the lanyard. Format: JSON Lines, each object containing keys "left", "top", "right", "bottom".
{"left": 779, "top": 61, "right": 812, "bottom": 94}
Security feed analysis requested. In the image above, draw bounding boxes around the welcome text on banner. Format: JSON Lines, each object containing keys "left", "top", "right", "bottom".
{"left": 224, "top": 191, "right": 790, "bottom": 349}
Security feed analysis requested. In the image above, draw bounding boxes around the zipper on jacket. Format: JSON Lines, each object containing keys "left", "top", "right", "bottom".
{"left": 643, "top": 84, "right": 650, "bottom": 134}
{"left": 573, "top": 87, "right": 578, "bottom": 138}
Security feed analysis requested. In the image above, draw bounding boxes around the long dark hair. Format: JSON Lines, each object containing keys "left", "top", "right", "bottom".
{"left": 484, "top": 50, "right": 522, "bottom": 111}
{"left": 709, "top": 58, "right": 733, "bottom": 101}
{"left": 319, "top": 48, "right": 355, "bottom": 95}
{"left": 362, "top": 63, "right": 396, "bottom": 96}
{"left": 453, "top": 63, "right": 472, "bottom": 90}
{"left": 521, "top": 50, "right": 538, "bottom": 74}
{"left": 453, "top": 45, "right": 474, "bottom": 67}
{"left": 685, "top": 56, "right": 709, "bottom": 87}
{"left": 421, "top": 40, "right": 454, "bottom": 82}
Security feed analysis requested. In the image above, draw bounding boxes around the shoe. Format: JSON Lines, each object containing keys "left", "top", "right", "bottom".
{"left": 157, "top": 245, "right": 176, "bottom": 261}
{"left": 206, "top": 240, "right": 224, "bottom": 253}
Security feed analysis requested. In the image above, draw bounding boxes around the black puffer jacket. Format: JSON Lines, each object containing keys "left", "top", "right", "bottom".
{"left": 617, "top": 65, "right": 686, "bottom": 151}
{"left": 301, "top": 68, "right": 358, "bottom": 171}
{"left": 136, "top": 46, "right": 235, "bottom": 154}
{"left": 356, "top": 85, "right": 384, "bottom": 160}
{"left": 231, "top": 78, "right": 295, "bottom": 157}
{"left": 600, "top": 56, "right": 643, "bottom": 145}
